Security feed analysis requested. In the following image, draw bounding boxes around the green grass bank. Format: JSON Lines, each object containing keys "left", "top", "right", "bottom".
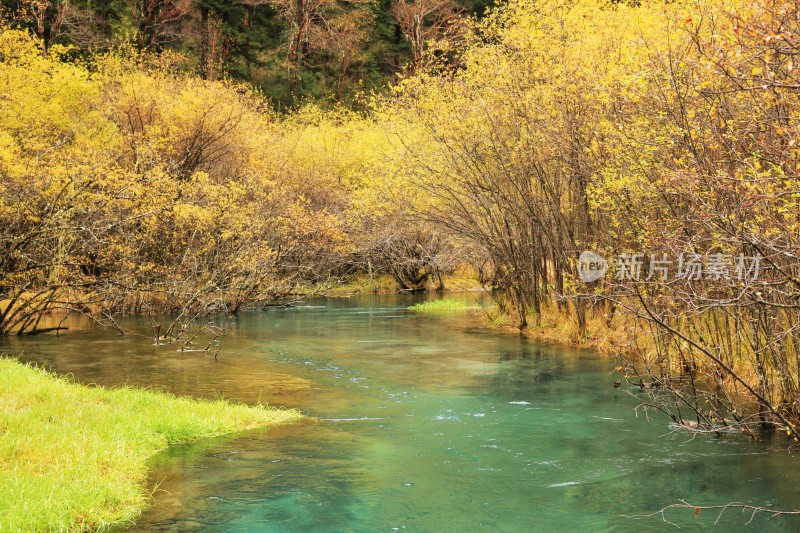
{"left": 0, "top": 357, "right": 303, "bottom": 531}
{"left": 407, "top": 299, "right": 481, "bottom": 313}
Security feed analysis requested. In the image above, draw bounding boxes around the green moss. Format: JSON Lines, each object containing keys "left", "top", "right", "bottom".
{"left": 408, "top": 299, "right": 479, "bottom": 313}
{"left": 0, "top": 357, "right": 303, "bottom": 531}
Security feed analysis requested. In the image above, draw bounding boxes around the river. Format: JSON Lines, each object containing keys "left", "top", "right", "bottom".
{"left": 2, "top": 294, "right": 799, "bottom": 531}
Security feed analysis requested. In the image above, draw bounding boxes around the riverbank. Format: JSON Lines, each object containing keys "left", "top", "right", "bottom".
{"left": 409, "top": 296, "right": 635, "bottom": 359}
{"left": 0, "top": 357, "right": 303, "bottom": 531}
{"left": 311, "top": 272, "right": 485, "bottom": 298}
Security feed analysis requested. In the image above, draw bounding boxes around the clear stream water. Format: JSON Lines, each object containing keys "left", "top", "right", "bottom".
{"left": 3, "top": 294, "right": 800, "bottom": 532}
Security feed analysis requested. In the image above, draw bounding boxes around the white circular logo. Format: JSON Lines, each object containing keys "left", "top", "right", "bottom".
{"left": 578, "top": 251, "right": 607, "bottom": 282}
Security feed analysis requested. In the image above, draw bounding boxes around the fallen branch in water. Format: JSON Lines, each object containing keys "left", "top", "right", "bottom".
{"left": 625, "top": 499, "right": 800, "bottom": 527}
{"left": 23, "top": 326, "right": 68, "bottom": 335}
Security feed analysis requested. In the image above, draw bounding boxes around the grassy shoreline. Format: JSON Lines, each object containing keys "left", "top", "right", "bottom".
{"left": 0, "top": 357, "right": 303, "bottom": 532}
{"left": 410, "top": 296, "right": 636, "bottom": 359}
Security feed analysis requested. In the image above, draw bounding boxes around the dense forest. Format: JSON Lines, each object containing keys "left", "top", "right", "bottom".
{"left": 0, "top": 0, "right": 490, "bottom": 106}
{"left": 1, "top": 0, "right": 800, "bottom": 444}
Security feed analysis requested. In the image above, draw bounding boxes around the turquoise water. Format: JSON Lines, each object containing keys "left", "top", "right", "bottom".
{"left": 3, "top": 295, "right": 800, "bottom": 531}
